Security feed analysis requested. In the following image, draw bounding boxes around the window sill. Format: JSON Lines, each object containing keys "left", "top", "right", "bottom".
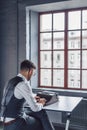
{"left": 33, "top": 87, "right": 87, "bottom": 98}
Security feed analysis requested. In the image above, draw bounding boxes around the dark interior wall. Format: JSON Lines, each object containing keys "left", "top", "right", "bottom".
{"left": 0, "top": 0, "right": 18, "bottom": 103}
{"left": 0, "top": 0, "right": 27, "bottom": 100}
{"left": 19, "top": 0, "right": 69, "bottom": 6}
{"left": 18, "top": 3, "right": 26, "bottom": 70}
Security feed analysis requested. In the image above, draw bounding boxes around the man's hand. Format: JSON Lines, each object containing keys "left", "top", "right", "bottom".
{"left": 35, "top": 96, "right": 40, "bottom": 102}
{"left": 38, "top": 98, "right": 47, "bottom": 106}
{"left": 35, "top": 96, "right": 46, "bottom": 106}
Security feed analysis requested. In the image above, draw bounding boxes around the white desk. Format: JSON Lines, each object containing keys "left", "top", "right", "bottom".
{"left": 43, "top": 96, "right": 83, "bottom": 130}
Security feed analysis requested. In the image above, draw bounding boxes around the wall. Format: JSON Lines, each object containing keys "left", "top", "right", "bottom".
{"left": 18, "top": 3, "right": 26, "bottom": 69}
{"left": 19, "top": 0, "right": 69, "bottom": 6}
{"left": 0, "top": 0, "right": 26, "bottom": 103}
{"left": 0, "top": 0, "right": 19, "bottom": 104}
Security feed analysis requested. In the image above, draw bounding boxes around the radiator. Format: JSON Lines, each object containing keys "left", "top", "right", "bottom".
{"left": 47, "top": 99, "right": 87, "bottom": 127}
{"left": 62, "top": 99, "right": 87, "bottom": 127}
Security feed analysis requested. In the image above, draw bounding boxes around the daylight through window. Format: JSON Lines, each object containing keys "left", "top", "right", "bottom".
{"left": 39, "top": 8, "right": 87, "bottom": 90}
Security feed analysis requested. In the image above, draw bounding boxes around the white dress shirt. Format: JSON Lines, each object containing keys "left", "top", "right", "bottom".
{"left": 1, "top": 73, "right": 43, "bottom": 122}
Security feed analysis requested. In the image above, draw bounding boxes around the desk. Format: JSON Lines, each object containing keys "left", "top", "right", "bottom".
{"left": 43, "top": 96, "right": 82, "bottom": 130}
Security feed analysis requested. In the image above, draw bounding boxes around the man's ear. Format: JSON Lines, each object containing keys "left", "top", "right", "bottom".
{"left": 28, "top": 69, "right": 32, "bottom": 75}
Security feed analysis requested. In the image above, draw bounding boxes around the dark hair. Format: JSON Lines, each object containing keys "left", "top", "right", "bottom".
{"left": 20, "top": 60, "right": 36, "bottom": 71}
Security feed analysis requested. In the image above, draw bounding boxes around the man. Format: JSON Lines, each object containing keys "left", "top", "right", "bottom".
{"left": 1, "top": 60, "right": 55, "bottom": 130}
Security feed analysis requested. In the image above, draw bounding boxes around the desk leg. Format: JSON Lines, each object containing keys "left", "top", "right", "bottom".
{"left": 65, "top": 113, "right": 71, "bottom": 130}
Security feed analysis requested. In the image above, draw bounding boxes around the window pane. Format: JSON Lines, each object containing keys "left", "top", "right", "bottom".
{"left": 82, "top": 30, "right": 87, "bottom": 49}
{"left": 68, "top": 51, "right": 80, "bottom": 68}
{"left": 82, "top": 70, "right": 87, "bottom": 89}
{"left": 53, "top": 32, "right": 64, "bottom": 49}
{"left": 82, "top": 50, "right": 87, "bottom": 69}
{"left": 68, "top": 31, "right": 80, "bottom": 49}
{"left": 82, "top": 10, "right": 87, "bottom": 29}
{"left": 40, "top": 51, "right": 52, "bottom": 68}
{"left": 68, "top": 70, "right": 80, "bottom": 88}
{"left": 53, "top": 12, "right": 65, "bottom": 31}
{"left": 40, "top": 69, "right": 51, "bottom": 86}
{"left": 53, "top": 51, "right": 64, "bottom": 68}
{"left": 53, "top": 69, "right": 64, "bottom": 87}
{"left": 40, "top": 14, "right": 52, "bottom": 32}
{"left": 40, "top": 33, "right": 52, "bottom": 50}
{"left": 68, "top": 11, "right": 81, "bottom": 30}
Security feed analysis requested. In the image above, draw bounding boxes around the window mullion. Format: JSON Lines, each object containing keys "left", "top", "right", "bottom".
{"left": 52, "top": 13, "right": 53, "bottom": 87}
{"left": 64, "top": 11, "right": 68, "bottom": 89}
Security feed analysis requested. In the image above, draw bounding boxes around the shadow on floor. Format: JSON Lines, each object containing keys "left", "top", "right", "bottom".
{"left": 54, "top": 123, "right": 87, "bottom": 130}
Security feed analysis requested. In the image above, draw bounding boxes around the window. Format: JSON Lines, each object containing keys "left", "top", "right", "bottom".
{"left": 39, "top": 8, "right": 87, "bottom": 90}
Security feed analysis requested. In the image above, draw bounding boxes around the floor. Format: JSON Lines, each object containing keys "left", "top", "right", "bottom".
{"left": 0, "top": 123, "right": 87, "bottom": 130}
{"left": 0, "top": 127, "right": 3, "bottom": 130}
{"left": 54, "top": 123, "right": 87, "bottom": 130}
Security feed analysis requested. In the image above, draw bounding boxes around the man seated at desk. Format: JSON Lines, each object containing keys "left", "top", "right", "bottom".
{"left": 1, "top": 60, "right": 55, "bottom": 130}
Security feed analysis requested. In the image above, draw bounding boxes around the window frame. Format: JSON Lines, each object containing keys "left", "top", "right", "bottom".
{"left": 38, "top": 7, "right": 87, "bottom": 90}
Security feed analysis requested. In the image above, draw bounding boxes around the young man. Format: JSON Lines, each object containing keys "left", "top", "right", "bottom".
{"left": 1, "top": 60, "right": 55, "bottom": 130}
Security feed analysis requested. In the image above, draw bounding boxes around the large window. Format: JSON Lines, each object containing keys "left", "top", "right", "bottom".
{"left": 39, "top": 8, "right": 87, "bottom": 90}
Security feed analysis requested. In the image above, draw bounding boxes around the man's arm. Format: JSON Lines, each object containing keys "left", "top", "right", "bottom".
{"left": 14, "top": 82, "right": 46, "bottom": 111}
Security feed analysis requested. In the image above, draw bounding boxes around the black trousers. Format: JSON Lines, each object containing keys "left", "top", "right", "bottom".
{"left": 28, "top": 109, "right": 55, "bottom": 130}
{"left": 4, "top": 116, "right": 42, "bottom": 130}
{"left": 4, "top": 110, "right": 54, "bottom": 130}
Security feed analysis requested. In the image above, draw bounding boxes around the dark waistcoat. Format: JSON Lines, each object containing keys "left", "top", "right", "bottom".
{"left": 1, "top": 76, "right": 25, "bottom": 118}
{"left": 4, "top": 95, "right": 24, "bottom": 118}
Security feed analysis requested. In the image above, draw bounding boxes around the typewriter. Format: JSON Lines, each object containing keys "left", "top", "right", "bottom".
{"left": 37, "top": 91, "right": 59, "bottom": 106}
